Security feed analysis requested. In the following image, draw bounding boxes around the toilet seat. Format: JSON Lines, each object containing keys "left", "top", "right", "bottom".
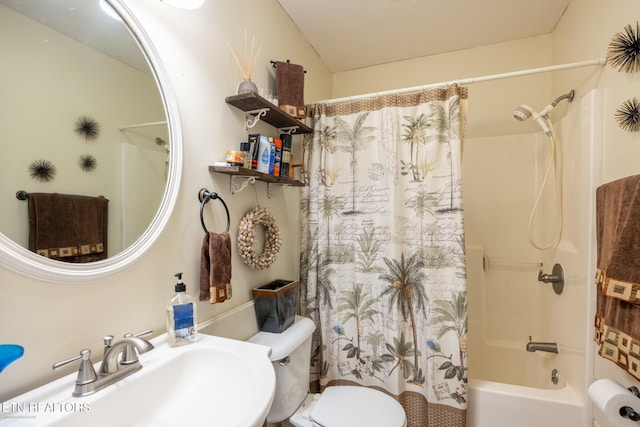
{"left": 290, "top": 386, "right": 406, "bottom": 427}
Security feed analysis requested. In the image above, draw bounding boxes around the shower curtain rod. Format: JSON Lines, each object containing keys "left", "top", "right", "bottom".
{"left": 314, "top": 58, "right": 606, "bottom": 105}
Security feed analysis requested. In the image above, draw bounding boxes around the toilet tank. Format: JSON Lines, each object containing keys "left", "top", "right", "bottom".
{"left": 248, "top": 316, "right": 316, "bottom": 423}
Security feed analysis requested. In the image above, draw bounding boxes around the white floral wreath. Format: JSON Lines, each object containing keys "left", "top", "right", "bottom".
{"left": 237, "top": 206, "right": 281, "bottom": 269}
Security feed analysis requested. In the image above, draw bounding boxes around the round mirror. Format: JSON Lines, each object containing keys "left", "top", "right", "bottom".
{"left": 0, "top": 0, "right": 182, "bottom": 282}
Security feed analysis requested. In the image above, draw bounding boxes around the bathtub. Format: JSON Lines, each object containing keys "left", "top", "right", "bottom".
{"left": 465, "top": 332, "right": 587, "bottom": 426}
{"left": 467, "top": 378, "right": 585, "bottom": 427}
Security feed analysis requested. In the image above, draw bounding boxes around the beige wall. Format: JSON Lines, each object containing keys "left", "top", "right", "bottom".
{"left": 555, "top": 0, "right": 640, "bottom": 184}
{"left": 332, "top": 34, "right": 556, "bottom": 138}
{"left": 0, "top": 0, "right": 332, "bottom": 401}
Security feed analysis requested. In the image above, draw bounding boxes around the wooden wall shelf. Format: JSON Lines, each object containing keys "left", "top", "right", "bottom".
{"left": 209, "top": 165, "right": 304, "bottom": 198}
{"left": 225, "top": 92, "right": 312, "bottom": 134}
{"left": 209, "top": 165, "right": 303, "bottom": 186}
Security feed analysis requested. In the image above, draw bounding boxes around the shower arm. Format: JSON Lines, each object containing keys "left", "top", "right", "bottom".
{"left": 552, "top": 90, "right": 575, "bottom": 107}
{"left": 539, "top": 90, "right": 576, "bottom": 117}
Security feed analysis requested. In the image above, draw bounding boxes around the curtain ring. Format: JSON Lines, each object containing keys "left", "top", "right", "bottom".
{"left": 198, "top": 188, "right": 230, "bottom": 233}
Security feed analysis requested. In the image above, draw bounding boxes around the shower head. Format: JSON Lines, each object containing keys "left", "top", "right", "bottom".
{"left": 513, "top": 105, "right": 535, "bottom": 122}
{"left": 513, "top": 104, "right": 551, "bottom": 135}
{"left": 513, "top": 90, "right": 575, "bottom": 135}
{"left": 514, "top": 90, "right": 576, "bottom": 121}
{"left": 155, "top": 137, "right": 169, "bottom": 153}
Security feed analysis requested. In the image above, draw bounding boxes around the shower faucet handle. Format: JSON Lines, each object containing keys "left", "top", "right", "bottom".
{"left": 537, "top": 263, "right": 565, "bottom": 295}
{"left": 538, "top": 269, "right": 561, "bottom": 283}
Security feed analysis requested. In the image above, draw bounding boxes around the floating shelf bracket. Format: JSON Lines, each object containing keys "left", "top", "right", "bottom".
{"left": 230, "top": 176, "right": 257, "bottom": 194}
{"left": 267, "top": 183, "right": 289, "bottom": 198}
{"left": 244, "top": 108, "right": 270, "bottom": 131}
{"left": 278, "top": 126, "right": 299, "bottom": 135}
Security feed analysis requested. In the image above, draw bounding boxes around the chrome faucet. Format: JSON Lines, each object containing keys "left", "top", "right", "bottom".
{"left": 53, "top": 332, "right": 154, "bottom": 397}
{"left": 100, "top": 336, "right": 154, "bottom": 374}
{"left": 526, "top": 336, "right": 558, "bottom": 353}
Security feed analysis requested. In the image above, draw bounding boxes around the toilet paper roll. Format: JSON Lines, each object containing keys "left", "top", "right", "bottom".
{"left": 588, "top": 379, "right": 640, "bottom": 427}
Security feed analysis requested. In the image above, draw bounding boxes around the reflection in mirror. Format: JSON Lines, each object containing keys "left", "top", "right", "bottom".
{"left": 0, "top": 0, "right": 182, "bottom": 280}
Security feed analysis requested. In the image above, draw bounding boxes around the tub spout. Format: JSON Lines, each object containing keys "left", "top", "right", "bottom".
{"left": 526, "top": 336, "right": 558, "bottom": 353}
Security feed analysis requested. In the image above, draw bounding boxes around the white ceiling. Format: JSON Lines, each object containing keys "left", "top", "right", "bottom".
{"left": 3, "top": 1, "right": 573, "bottom": 75}
{"left": 276, "top": 0, "right": 573, "bottom": 72}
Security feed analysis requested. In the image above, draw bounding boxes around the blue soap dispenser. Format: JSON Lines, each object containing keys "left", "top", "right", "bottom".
{"left": 166, "top": 272, "right": 198, "bottom": 347}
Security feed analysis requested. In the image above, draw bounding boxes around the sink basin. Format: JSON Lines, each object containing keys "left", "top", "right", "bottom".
{"left": 0, "top": 334, "right": 275, "bottom": 426}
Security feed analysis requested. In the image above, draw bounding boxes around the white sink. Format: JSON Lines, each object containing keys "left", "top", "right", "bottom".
{"left": 0, "top": 334, "right": 275, "bottom": 427}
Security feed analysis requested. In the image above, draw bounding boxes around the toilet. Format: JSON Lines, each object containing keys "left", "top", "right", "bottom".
{"left": 248, "top": 316, "right": 407, "bottom": 427}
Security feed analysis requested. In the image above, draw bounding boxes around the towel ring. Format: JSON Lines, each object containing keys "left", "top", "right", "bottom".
{"left": 198, "top": 188, "right": 230, "bottom": 233}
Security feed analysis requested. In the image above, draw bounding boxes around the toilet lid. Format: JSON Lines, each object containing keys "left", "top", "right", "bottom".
{"left": 311, "top": 386, "right": 406, "bottom": 427}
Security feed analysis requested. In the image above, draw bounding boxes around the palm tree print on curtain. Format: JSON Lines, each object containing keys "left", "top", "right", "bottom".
{"left": 301, "top": 86, "right": 468, "bottom": 427}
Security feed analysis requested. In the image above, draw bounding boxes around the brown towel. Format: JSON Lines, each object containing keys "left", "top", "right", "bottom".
{"left": 28, "top": 193, "right": 108, "bottom": 263}
{"left": 275, "top": 60, "right": 305, "bottom": 115}
{"left": 595, "top": 174, "right": 640, "bottom": 380}
{"left": 199, "top": 231, "right": 232, "bottom": 304}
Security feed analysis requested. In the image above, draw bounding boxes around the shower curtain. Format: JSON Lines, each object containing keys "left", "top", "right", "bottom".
{"left": 300, "top": 85, "right": 468, "bottom": 427}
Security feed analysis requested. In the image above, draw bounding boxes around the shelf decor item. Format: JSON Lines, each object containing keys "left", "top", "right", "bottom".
{"left": 237, "top": 206, "right": 281, "bottom": 269}
{"left": 252, "top": 279, "right": 299, "bottom": 333}
{"left": 237, "top": 79, "right": 258, "bottom": 95}
{"left": 607, "top": 22, "right": 640, "bottom": 73}
{"left": 615, "top": 97, "right": 640, "bottom": 132}
{"left": 273, "top": 59, "right": 306, "bottom": 119}
{"left": 227, "top": 30, "right": 262, "bottom": 95}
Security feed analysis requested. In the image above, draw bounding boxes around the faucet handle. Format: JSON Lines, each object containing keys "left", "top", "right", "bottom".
{"left": 121, "top": 330, "right": 153, "bottom": 365}
{"left": 103, "top": 335, "right": 114, "bottom": 357}
{"left": 52, "top": 349, "right": 97, "bottom": 386}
